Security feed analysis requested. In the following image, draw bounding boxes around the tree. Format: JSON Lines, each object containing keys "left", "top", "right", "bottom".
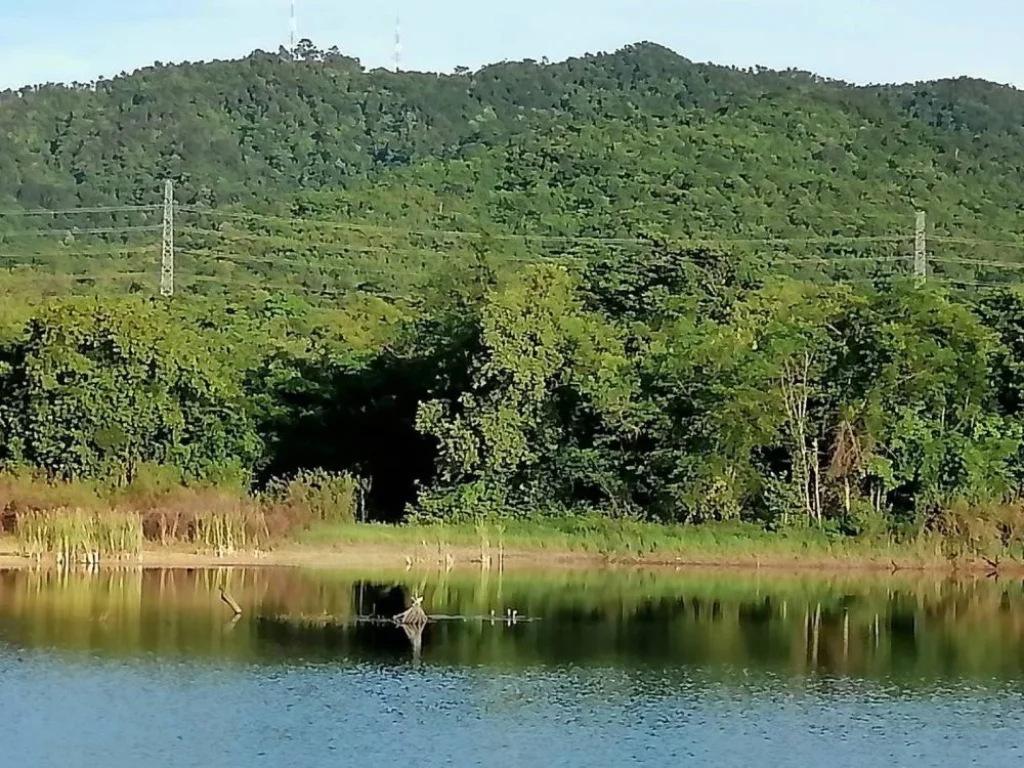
{"left": 0, "top": 299, "right": 261, "bottom": 484}
{"left": 416, "top": 264, "right": 635, "bottom": 518}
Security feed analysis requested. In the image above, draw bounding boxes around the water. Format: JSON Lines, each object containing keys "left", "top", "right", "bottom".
{"left": 1, "top": 567, "right": 1023, "bottom": 767}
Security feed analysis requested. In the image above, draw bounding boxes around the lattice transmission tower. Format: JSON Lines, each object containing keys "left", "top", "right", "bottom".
{"left": 160, "top": 180, "right": 174, "bottom": 297}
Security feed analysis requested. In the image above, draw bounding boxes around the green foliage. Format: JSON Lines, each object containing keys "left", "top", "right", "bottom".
{"left": 407, "top": 263, "right": 1024, "bottom": 537}
{"left": 0, "top": 298, "right": 261, "bottom": 483}
{"left": 2, "top": 43, "right": 1024, "bottom": 297}
{"left": 416, "top": 264, "right": 636, "bottom": 518}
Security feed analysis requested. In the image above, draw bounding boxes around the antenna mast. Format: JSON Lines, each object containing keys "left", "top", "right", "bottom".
{"left": 290, "top": 0, "right": 297, "bottom": 52}
{"left": 394, "top": 14, "right": 402, "bottom": 72}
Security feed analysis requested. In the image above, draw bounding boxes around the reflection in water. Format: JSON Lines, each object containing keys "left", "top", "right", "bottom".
{"left": 1, "top": 566, "right": 1024, "bottom": 682}
{"left": 3, "top": 567, "right": 1024, "bottom": 768}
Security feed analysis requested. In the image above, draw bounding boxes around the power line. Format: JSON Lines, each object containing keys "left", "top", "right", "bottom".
{"left": 179, "top": 227, "right": 437, "bottom": 255}
{"left": 2, "top": 225, "right": 164, "bottom": 237}
{"left": 834, "top": 277, "right": 907, "bottom": 285}
{"left": 0, "top": 247, "right": 156, "bottom": 259}
{"left": 931, "top": 276, "right": 1007, "bottom": 289}
{"left": 179, "top": 206, "right": 654, "bottom": 245}
{"left": 771, "top": 255, "right": 909, "bottom": 264}
{"left": 711, "top": 235, "right": 907, "bottom": 246}
{"left": 179, "top": 272, "right": 352, "bottom": 297}
{"left": 0, "top": 201, "right": 1012, "bottom": 251}
{"left": 180, "top": 249, "right": 370, "bottom": 273}
{"left": 180, "top": 227, "right": 596, "bottom": 263}
{"left": 68, "top": 271, "right": 153, "bottom": 283}
{"left": 0, "top": 204, "right": 161, "bottom": 217}
{"left": 933, "top": 236, "right": 1024, "bottom": 250}
{"left": 10, "top": 200, "right": 1024, "bottom": 299}
{"left": 182, "top": 247, "right": 571, "bottom": 274}
{"left": 180, "top": 208, "right": 911, "bottom": 250}
{"left": 0, "top": 270, "right": 154, "bottom": 284}
{"left": 931, "top": 256, "right": 1024, "bottom": 269}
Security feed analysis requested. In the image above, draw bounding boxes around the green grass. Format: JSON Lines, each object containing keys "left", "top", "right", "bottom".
{"left": 295, "top": 516, "right": 954, "bottom": 567}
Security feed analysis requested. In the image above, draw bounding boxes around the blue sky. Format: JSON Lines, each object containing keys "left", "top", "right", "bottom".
{"left": 0, "top": 0, "right": 1021, "bottom": 89}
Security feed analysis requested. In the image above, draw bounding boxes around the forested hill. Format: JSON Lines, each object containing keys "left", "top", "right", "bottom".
{"left": 2, "top": 40, "right": 1024, "bottom": 295}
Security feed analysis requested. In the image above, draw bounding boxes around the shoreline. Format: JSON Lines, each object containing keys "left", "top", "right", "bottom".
{"left": 0, "top": 537, "right": 1016, "bottom": 576}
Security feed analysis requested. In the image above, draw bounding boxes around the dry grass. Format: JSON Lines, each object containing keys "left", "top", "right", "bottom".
{"left": 137, "top": 489, "right": 272, "bottom": 554}
{"left": 0, "top": 471, "right": 106, "bottom": 521}
{"left": 931, "top": 501, "right": 1024, "bottom": 561}
{"left": 0, "top": 469, "right": 359, "bottom": 560}
{"left": 5, "top": 470, "right": 1024, "bottom": 570}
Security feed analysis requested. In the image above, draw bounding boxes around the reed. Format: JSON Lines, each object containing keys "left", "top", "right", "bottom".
{"left": 193, "top": 505, "right": 268, "bottom": 554}
{"left": 14, "top": 507, "right": 142, "bottom": 562}
{"left": 0, "top": 472, "right": 290, "bottom": 557}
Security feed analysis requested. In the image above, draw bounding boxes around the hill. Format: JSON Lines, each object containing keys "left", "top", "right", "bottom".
{"left": 1, "top": 41, "right": 1023, "bottom": 296}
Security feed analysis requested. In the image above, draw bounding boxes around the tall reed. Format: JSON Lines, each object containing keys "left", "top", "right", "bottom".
{"left": 14, "top": 507, "right": 143, "bottom": 561}
{"left": 0, "top": 469, "right": 351, "bottom": 558}
{"left": 193, "top": 506, "right": 269, "bottom": 554}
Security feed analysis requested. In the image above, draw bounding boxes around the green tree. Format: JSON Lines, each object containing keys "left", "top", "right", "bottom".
{"left": 416, "top": 264, "right": 635, "bottom": 518}
{"left": 0, "top": 299, "right": 261, "bottom": 483}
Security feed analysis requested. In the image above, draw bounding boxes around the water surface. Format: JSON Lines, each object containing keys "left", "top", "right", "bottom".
{"left": 1, "top": 566, "right": 1022, "bottom": 767}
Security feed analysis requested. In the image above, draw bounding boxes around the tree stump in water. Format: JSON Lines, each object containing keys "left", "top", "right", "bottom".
{"left": 393, "top": 596, "right": 428, "bottom": 627}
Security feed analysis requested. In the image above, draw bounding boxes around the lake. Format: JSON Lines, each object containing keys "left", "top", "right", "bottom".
{"left": 1, "top": 566, "right": 1023, "bottom": 767}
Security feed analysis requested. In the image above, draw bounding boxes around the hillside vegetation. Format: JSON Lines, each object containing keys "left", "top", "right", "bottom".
{"left": 2, "top": 42, "right": 1024, "bottom": 559}
{"left": 1, "top": 41, "right": 1023, "bottom": 296}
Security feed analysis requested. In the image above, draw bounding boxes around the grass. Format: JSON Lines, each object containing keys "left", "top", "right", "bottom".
{"left": 2, "top": 469, "right": 1022, "bottom": 571}
{"left": 294, "top": 516, "right": 960, "bottom": 569}
{"left": 265, "top": 470, "right": 359, "bottom": 525}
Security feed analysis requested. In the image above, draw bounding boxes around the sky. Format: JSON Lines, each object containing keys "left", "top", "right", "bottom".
{"left": 0, "top": 0, "right": 1021, "bottom": 90}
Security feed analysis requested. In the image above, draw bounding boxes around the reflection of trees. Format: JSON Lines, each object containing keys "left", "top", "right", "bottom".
{"left": 2, "top": 568, "right": 1024, "bottom": 686}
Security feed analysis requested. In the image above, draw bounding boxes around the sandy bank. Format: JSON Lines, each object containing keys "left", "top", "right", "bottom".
{"left": 0, "top": 537, "right": 1015, "bottom": 575}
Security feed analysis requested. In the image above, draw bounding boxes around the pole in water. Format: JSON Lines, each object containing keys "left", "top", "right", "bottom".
{"left": 219, "top": 587, "right": 243, "bottom": 617}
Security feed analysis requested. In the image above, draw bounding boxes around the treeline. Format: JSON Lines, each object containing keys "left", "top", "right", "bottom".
{"left": 4, "top": 246, "right": 1024, "bottom": 549}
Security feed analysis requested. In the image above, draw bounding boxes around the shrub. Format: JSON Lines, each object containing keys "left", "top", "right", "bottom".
{"left": 266, "top": 470, "right": 360, "bottom": 525}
